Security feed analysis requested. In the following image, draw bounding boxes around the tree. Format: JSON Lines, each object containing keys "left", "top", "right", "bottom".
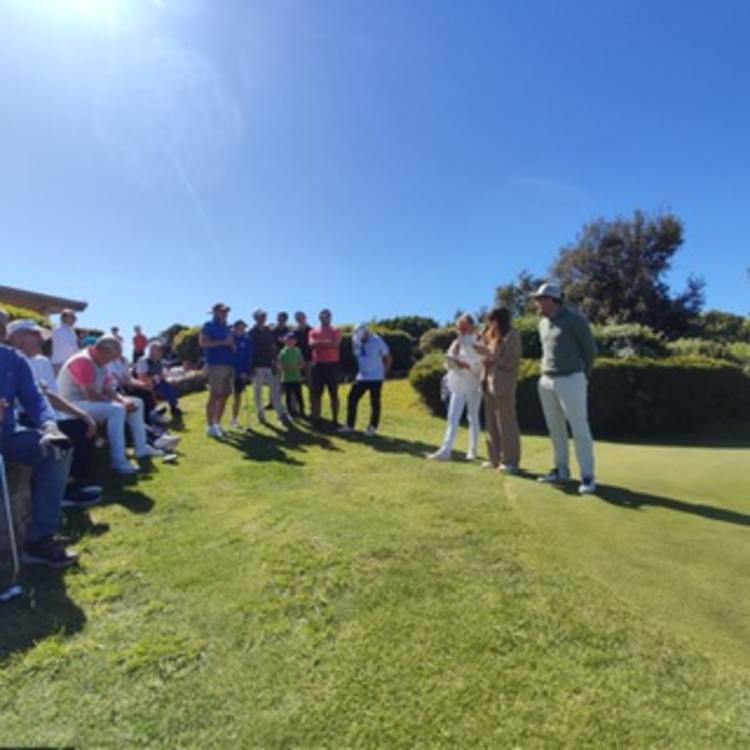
{"left": 494, "top": 271, "right": 545, "bottom": 318}
{"left": 550, "top": 210, "right": 705, "bottom": 338}
{"left": 374, "top": 315, "right": 439, "bottom": 342}
{"left": 692, "top": 310, "right": 750, "bottom": 343}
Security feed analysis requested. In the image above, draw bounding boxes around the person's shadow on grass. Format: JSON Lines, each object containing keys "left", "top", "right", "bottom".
{"left": 333, "top": 429, "right": 437, "bottom": 457}
{"left": 594, "top": 484, "right": 750, "bottom": 527}
{"left": 0, "top": 569, "right": 86, "bottom": 662}
{"left": 537, "top": 478, "right": 750, "bottom": 527}
{"left": 220, "top": 422, "right": 342, "bottom": 465}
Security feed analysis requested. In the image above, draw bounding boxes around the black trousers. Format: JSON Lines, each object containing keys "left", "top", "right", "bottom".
{"left": 346, "top": 381, "right": 383, "bottom": 429}
{"left": 282, "top": 382, "right": 305, "bottom": 417}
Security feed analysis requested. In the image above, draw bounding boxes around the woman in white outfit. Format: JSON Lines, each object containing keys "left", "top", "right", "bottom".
{"left": 428, "top": 314, "right": 483, "bottom": 461}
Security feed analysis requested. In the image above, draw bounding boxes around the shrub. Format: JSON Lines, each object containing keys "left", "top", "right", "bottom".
{"left": 589, "top": 357, "right": 750, "bottom": 433}
{"left": 515, "top": 316, "right": 541, "bottom": 359}
{"left": 173, "top": 326, "right": 202, "bottom": 366}
{"left": 408, "top": 352, "right": 447, "bottom": 416}
{"left": 380, "top": 330, "right": 414, "bottom": 374}
{"left": 667, "top": 338, "right": 739, "bottom": 362}
{"left": 728, "top": 341, "right": 750, "bottom": 362}
{"left": 594, "top": 323, "right": 669, "bottom": 359}
{"left": 0, "top": 303, "right": 51, "bottom": 328}
{"left": 410, "top": 356, "right": 750, "bottom": 435}
{"left": 374, "top": 316, "right": 439, "bottom": 342}
{"left": 418, "top": 327, "right": 455, "bottom": 355}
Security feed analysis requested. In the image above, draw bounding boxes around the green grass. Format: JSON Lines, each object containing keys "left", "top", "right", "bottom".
{"left": 1, "top": 381, "right": 749, "bottom": 748}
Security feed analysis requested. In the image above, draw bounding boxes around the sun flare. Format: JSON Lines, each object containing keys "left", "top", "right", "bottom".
{"left": 31, "top": 0, "right": 152, "bottom": 33}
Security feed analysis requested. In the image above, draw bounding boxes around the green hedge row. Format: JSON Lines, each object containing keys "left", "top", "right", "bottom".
{"left": 409, "top": 355, "right": 750, "bottom": 435}
{"left": 418, "top": 318, "right": 747, "bottom": 363}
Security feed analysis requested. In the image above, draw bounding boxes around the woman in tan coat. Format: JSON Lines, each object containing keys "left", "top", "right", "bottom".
{"left": 476, "top": 307, "right": 522, "bottom": 473}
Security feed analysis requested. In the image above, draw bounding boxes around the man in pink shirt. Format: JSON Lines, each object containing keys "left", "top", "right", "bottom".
{"left": 58, "top": 335, "right": 162, "bottom": 475}
{"left": 309, "top": 308, "right": 343, "bottom": 428}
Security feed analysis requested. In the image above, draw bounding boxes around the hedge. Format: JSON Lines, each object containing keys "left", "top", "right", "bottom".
{"left": 410, "top": 355, "right": 750, "bottom": 435}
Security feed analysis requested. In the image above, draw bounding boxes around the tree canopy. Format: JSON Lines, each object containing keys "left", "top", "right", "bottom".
{"left": 493, "top": 211, "right": 703, "bottom": 339}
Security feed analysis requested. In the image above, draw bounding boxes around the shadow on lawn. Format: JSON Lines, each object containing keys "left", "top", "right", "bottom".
{"left": 0, "top": 569, "right": 86, "bottom": 662}
{"left": 361, "top": 432, "right": 449, "bottom": 457}
{"left": 220, "top": 421, "right": 343, "bottom": 465}
{"left": 595, "top": 485, "right": 750, "bottom": 527}
{"left": 539, "top": 479, "right": 750, "bottom": 527}
{"left": 601, "top": 432, "right": 750, "bottom": 450}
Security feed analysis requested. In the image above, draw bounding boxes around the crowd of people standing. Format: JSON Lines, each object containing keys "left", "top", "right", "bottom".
{"left": 200, "top": 305, "right": 392, "bottom": 437}
{"left": 2, "top": 282, "right": 597, "bottom": 601}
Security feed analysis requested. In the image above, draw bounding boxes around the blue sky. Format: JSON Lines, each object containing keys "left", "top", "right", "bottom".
{"left": 1, "top": 0, "right": 748, "bottom": 339}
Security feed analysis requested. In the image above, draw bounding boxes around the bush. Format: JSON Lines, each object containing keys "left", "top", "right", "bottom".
{"left": 374, "top": 316, "right": 439, "bottom": 342}
{"left": 594, "top": 323, "right": 669, "bottom": 359}
{"left": 408, "top": 352, "right": 447, "bottom": 416}
{"left": 173, "top": 326, "right": 202, "bottom": 366}
{"left": 410, "top": 355, "right": 750, "bottom": 435}
{"left": 515, "top": 316, "right": 542, "bottom": 359}
{"left": 418, "top": 327, "right": 455, "bottom": 355}
{"left": 667, "top": 338, "right": 739, "bottom": 362}
{"left": 0, "top": 303, "right": 51, "bottom": 329}
{"left": 589, "top": 357, "right": 750, "bottom": 433}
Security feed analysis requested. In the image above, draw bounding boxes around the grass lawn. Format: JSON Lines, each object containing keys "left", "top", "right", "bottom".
{"left": 1, "top": 380, "right": 748, "bottom": 748}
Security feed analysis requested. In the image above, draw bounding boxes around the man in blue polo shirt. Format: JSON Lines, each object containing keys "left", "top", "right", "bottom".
{"left": 199, "top": 303, "right": 235, "bottom": 438}
{"left": 339, "top": 325, "right": 392, "bottom": 436}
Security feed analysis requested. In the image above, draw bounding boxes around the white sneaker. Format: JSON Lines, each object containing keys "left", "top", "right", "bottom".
{"left": 427, "top": 450, "right": 450, "bottom": 461}
{"left": 136, "top": 445, "right": 164, "bottom": 460}
{"left": 365, "top": 425, "right": 377, "bottom": 436}
{"left": 466, "top": 453, "right": 477, "bottom": 461}
{"left": 337, "top": 425, "right": 353, "bottom": 433}
{"left": 154, "top": 434, "right": 181, "bottom": 452}
{"left": 481, "top": 461, "right": 496, "bottom": 469}
{"left": 578, "top": 477, "right": 597, "bottom": 495}
{"left": 207, "top": 424, "right": 224, "bottom": 438}
{"left": 229, "top": 419, "right": 240, "bottom": 429}
{"left": 112, "top": 462, "right": 139, "bottom": 475}
{"left": 499, "top": 464, "right": 520, "bottom": 475}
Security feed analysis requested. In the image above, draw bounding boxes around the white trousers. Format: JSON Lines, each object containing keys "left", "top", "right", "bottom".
{"left": 440, "top": 388, "right": 482, "bottom": 456}
{"left": 253, "top": 368, "right": 286, "bottom": 419}
{"left": 76, "top": 398, "right": 149, "bottom": 467}
{"left": 537, "top": 372, "right": 595, "bottom": 479}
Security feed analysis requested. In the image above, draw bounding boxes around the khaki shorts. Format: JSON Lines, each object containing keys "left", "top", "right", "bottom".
{"left": 207, "top": 365, "right": 234, "bottom": 397}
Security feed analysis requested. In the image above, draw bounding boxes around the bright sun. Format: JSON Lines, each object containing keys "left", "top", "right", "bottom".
{"left": 33, "top": 0, "right": 149, "bottom": 33}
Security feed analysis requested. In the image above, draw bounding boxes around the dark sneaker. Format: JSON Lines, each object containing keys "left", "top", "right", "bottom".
{"left": 537, "top": 468, "right": 570, "bottom": 484}
{"left": 62, "top": 485, "right": 103, "bottom": 509}
{"left": 21, "top": 537, "right": 78, "bottom": 568}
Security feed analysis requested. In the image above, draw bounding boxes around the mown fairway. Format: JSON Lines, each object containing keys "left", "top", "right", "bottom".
{"left": 1, "top": 380, "right": 748, "bottom": 748}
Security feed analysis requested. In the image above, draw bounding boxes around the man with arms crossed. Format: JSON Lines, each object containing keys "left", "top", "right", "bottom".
{"left": 309, "top": 309, "right": 343, "bottom": 428}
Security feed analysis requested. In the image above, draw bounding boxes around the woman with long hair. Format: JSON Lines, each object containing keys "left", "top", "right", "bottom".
{"left": 476, "top": 307, "right": 522, "bottom": 473}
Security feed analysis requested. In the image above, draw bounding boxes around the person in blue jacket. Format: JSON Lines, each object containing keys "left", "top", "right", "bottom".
{"left": 229, "top": 319, "right": 254, "bottom": 429}
{"left": 0, "top": 312, "right": 77, "bottom": 568}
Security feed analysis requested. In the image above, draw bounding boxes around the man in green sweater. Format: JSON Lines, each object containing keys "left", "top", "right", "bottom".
{"left": 531, "top": 282, "right": 598, "bottom": 495}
